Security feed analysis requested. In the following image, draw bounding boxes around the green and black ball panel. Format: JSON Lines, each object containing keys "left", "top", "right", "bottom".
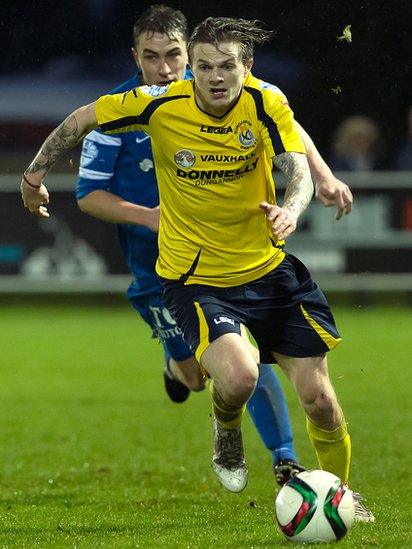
{"left": 277, "top": 476, "right": 349, "bottom": 540}
{"left": 277, "top": 477, "right": 318, "bottom": 538}
{"left": 324, "top": 481, "right": 349, "bottom": 540}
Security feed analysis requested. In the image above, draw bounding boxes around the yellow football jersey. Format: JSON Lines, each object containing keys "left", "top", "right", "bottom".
{"left": 95, "top": 73, "right": 306, "bottom": 286}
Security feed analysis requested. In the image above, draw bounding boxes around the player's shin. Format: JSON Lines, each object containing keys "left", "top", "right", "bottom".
{"left": 210, "top": 380, "right": 246, "bottom": 428}
{"left": 247, "top": 363, "right": 296, "bottom": 462}
{"left": 306, "top": 416, "right": 351, "bottom": 484}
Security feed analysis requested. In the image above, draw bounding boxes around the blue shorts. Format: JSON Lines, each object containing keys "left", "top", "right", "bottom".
{"left": 161, "top": 254, "right": 342, "bottom": 364}
{"left": 128, "top": 293, "right": 193, "bottom": 363}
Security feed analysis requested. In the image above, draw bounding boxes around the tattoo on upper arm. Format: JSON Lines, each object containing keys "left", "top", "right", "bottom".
{"left": 273, "top": 152, "right": 313, "bottom": 218}
{"left": 26, "top": 114, "right": 82, "bottom": 175}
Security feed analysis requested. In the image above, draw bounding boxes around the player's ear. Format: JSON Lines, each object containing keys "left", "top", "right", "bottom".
{"left": 131, "top": 47, "right": 140, "bottom": 68}
{"left": 244, "top": 58, "right": 253, "bottom": 75}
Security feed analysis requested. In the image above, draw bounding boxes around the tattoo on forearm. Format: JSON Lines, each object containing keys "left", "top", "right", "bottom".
{"left": 273, "top": 152, "right": 313, "bottom": 218}
{"left": 26, "top": 114, "right": 83, "bottom": 176}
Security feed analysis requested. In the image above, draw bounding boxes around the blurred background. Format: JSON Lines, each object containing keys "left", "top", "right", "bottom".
{"left": 1, "top": 0, "right": 411, "bottom": 297}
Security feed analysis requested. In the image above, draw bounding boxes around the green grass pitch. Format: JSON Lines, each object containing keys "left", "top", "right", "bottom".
{"left": 0, "top": 300, "right": 411, "bottom": 547}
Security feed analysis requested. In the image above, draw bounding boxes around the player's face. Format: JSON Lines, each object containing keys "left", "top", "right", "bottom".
{"left": 132, "top": 31, "right": 188, "bottom": 85}
{"left": 191, "top": 41, "right": 252, "bottom": 117}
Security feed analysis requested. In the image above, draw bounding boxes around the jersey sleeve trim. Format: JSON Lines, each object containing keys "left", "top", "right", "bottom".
{"left": 78, "top": 167, "right": 113, "bottom": 180}
{"left": 86, "top": 130, "right": 122, "bottom": 146}
{"left": 244, "top": 86, "right": 286, "bottom": 155}
{"left": 99, "top": 95, "right": 190, "bottom": 132}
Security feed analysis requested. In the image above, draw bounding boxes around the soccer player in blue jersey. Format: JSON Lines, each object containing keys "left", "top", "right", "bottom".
{"left": 21, "top": 13, "right": 373, "bottom": 522}
{"left": 75, "top": 4, "right": 304, "bottom": 485}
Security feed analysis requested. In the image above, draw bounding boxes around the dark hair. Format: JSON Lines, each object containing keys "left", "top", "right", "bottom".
{"left": 133, "top": 4, "right": 189, "bottom": 45}
{"left": 188, "top": 17, "right": 275, "bottom": 63}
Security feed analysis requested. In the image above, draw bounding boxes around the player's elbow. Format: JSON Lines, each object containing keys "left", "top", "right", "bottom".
{"left": 75, "top": 102, "right": 98, "bottom": 137}
{"left": 77, "top": 196, "right": 93, "bottom": 214}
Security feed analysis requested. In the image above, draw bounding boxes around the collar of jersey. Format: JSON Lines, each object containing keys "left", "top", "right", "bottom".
{"left": 192, "top": 81, "right": 243, "bottom": 120}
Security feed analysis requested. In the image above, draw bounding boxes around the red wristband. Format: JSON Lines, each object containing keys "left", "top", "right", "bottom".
{"left": 23, "top": 174, "right": 41, "bottom": 189}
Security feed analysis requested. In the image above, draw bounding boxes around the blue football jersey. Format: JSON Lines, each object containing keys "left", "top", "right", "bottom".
{"left": 76, "top": 70, "right": 191, "bottom": 300}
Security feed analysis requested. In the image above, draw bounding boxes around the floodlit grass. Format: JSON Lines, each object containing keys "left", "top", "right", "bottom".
{"left": 0, "top": 300, "right": 411, "bottom": 547}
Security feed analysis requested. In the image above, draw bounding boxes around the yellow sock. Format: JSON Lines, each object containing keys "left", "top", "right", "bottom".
{"left": 306, "top": 416, "right": 351, "bottom": 484}
{"left": 210, "top": 381, "right": 245, "bottom": 429}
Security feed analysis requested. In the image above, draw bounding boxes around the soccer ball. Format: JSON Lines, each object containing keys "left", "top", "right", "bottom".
{"left": 275, "top": 470, "right": 355, "bottom": 543}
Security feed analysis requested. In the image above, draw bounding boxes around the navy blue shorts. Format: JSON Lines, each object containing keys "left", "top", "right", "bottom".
{"left": 129, "top": 294, "right": 193, "bottom": 363}
{"left": 161, "top": 254, "right": 341, "bottom": 364}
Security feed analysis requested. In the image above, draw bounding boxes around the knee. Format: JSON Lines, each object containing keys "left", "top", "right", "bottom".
{"left": 301, "top": 383, "right": 334, "bottom": 408}
{"left": 225, "top": 366, "right": 258, "bottom": 403}
{"left": 313, "top": 388, "right": 337, "bottom": 414}
{"left": 309, "top": 387, "right": 344, "bottom": 429}
{"left": 175, "top": 360, "right": 206, "bottom": 392}
{"left": 186, "top": 377, "right": 206, "bottom": 392}
{"left": 302, "top": 383, "right": 341, "bottom": 423}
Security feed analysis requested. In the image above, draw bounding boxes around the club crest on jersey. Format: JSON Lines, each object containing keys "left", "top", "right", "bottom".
{"left": 234, "top": 121, "right": 255, "bottom": 148}
{"left": 140, "top": 84, "right": 168, "bottom": 97}
{"left": 174, "top": 149, "right": 196, "bottom": 168}
{"left": 80, "top": 139, "right": 99, "bottom": 167}
{"left": 238, "top": 126, "right": 255, "bottom": 148}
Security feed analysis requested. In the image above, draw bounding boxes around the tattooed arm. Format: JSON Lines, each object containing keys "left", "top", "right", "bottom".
{"left": 21, "top": 102, "right": 97, "bottom": 217}
{"left": 260, "top": 152, "right": 313, "bottom": 241}
{"left": 295, "top": 122, "right": 353, "bottom": 219}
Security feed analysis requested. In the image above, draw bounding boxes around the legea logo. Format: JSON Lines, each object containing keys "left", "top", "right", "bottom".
{"left": 214, "top": 316, "right": 235, "bottom": 326}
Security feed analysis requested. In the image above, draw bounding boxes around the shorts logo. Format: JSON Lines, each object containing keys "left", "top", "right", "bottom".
{"left": 214, "top": 316, "right": 235, "bottom": 326}
{"left": 174, "top": 149, "right": 196, "bottom": 168}
{"left": 149, "top": 305, "right": 182, "bottom": 340}
{"left": 80, "top": 139, "right": 98, "bottom": 167}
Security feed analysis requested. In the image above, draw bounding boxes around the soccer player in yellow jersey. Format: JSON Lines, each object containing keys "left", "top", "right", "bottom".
{"left": 21, "top": 16, "right": 373, "bottom": 521}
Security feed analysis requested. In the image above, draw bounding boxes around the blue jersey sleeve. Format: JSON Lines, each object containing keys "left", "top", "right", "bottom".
{"left": 76, "top": 130, "right": 122, "bottom": 200}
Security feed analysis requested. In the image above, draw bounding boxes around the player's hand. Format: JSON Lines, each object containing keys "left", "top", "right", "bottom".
{"left": 315, "top": 176, "right": 353, "bottom": 220}
{"left": 20, "top": 175, "right": 50, "bottom": 218}
{"left": 259, "top": 201, "right": 298, "bottom": 240}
